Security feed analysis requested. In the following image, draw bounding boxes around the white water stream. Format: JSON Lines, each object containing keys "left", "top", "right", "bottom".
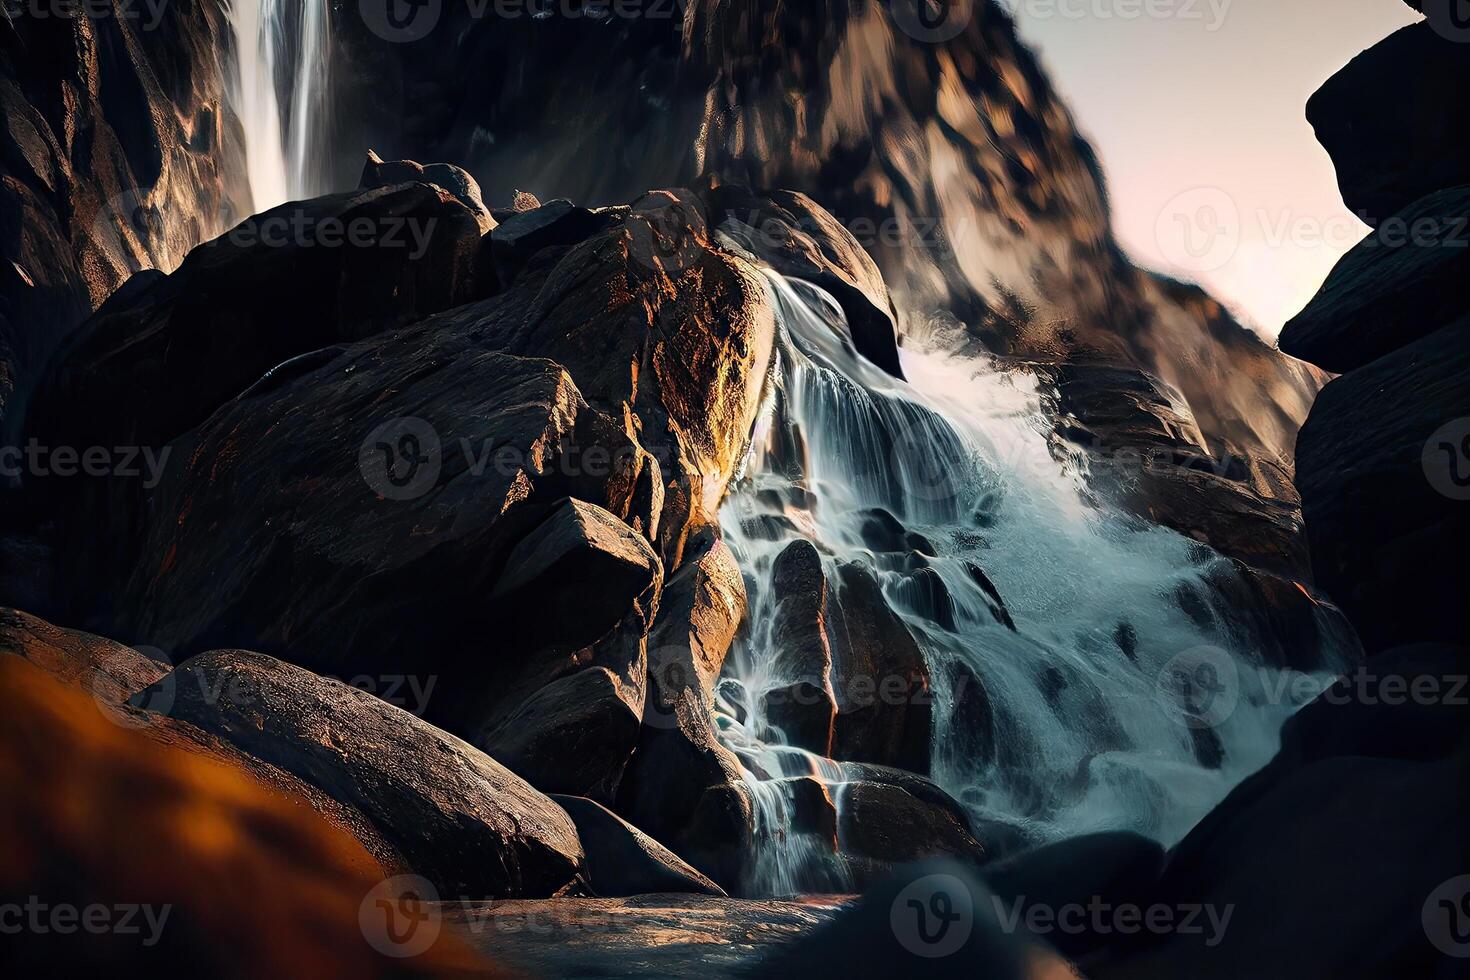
{"left": 225, "top": 0, "right": 331, "bottom": 211}
{"left": 715, "top": 274, "right": 1338, "bottom": 895}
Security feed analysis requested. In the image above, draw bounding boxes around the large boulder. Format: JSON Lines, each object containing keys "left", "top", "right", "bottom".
{"left": 1280, "top": 185, "right": 1470, "bottom": 373}
{"left": 835, "top": 771, "right": 990, "bottom": 885}
{"left": 1100, "top": 645, "right": 1470, "bottom": 978}
{"left": 0, "top": 655, "right": 482, "bottom": 977}
{"left": 761, "top": 540, "right": 838, "bottom": 756}
{"left": 826, "top": 562, "right": 933, "bottom": 774}
{"left": 1307, "top": 22, "right": 1470, "bottom": 224}
{"left": 0, "top": 606, "right": 167, "bottom": 706}
{"left": 134, "top": 650, "right": 590, "bottom": 899}
{"left": 21, "top": 182, "right": 495, "bottom": 621}
{"left": 1295, "top": 317, "right": 1470, "bottom": 652}
{"left": 550, "top": 794, "right": 726, "bottom": 898}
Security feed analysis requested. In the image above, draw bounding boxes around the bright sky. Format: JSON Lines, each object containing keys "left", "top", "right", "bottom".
{"left": 1008, "top": 0, "right": 1421, "bottom": 337}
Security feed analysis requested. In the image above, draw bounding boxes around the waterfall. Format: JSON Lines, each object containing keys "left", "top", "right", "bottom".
{"left": 225, "top": 0, "right": 331, "bottom": 211}
{"left": 715, "top": 272, "right": 1342, "bottom": 896}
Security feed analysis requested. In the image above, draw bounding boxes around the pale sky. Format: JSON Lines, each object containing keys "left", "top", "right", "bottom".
{"left": 1008, "top": 0, "right": 1421, "bottom": 338}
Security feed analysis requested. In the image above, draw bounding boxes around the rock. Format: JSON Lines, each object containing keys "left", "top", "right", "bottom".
{"left": 761, "top": 540, "right": 837, "bottom": 756}
{"left": 23, "top": 182, "right": 495, "bottom": 619}
{"left": 1295, "top": 317, "right": 1470, "bottom": 652}
{"left": 621, "top": 530, "right": 756, "bottom": 891}
{"left": 135, "top": 650, "right": 589, "bottom": 899}
{"left": 360, "top": 150, "right": 494, "bottom": 232}
{"left": 122, "top": 336, "right": 652, "bottom": 724}
{"left": 753, "top": 860, "right": 1065, "bottom": 978}
{"left": 488, "top": 199, "right": 616, "bottom": 283}
{"left": 836, "top": 779, "right": 988, "bottom": 885}
{"left": 1307, "top": 22, "right": 1470, "bottom": 223}
{"left": 704, "top": 181, "right": 903, "bottom": 377}
{"left": 980, "top": 832, "right": 1166, "bottom": 958}
{"left": 645, "top": 526, "right": 747, "bottom": 708}
{"left": 0, "top": 2, "right": 250, "bottom": 432}
{"left": 550, "top": 795, "right": 726, "bottom": 898}
{"left": 826, "top": 562, "right": 932, "bottom": 774}
{"left": 0, "top": 656, "right": 482, "bottom": 977}
{"left": 0, "top": 606, "right": 167, "bottom": 707}
{"left": 477, "top": 667, "right": 642, "bottom": 804}
{"left": 1102, "top": 645, "right": 1470, "bottom": 977}
{"left": 1038, "top": 359, "right": 1311, "bottom": 580}
{"left": 1280, "top": 185, "right": 1470, "bottom": 373}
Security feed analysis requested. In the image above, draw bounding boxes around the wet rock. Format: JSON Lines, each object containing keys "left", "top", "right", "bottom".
{"left": 763, "top": 540, "right": 837, "bottom": 756}
{"left": 944, "top": 662, "right": 996, "bottom": 767}
{"left": 1280, "top": 185, "right": 1470, "bottom": 373}
{"left": 549, "top": 795, "right": 726, "bottom": 898}
{"left": 360, "top": 150, "right": 494, "bottom": 232}
{"left": 120, "top": 336, "right": 653, "bottom": 721}
{"left": 827, "top": 562, "right": 932, "bottom": 774}
{"left": 1104, "top": 645, "right": 1470, "bottom": 977}
{"left": 896, "top": 566, "right": 956, "bottom": 631}
{"left": 1296, "top": 317, "right": 1470, "bottom": 652}
{"left": 0, "top": 656, "right": 481, "bottom": 978}
{"left": 963, "top": 562, "right": 1017, "bottom": 631}
{"left": 645, "top": 526, "right": 747, "bottom": 707}
{"left": 477, "top": 667, "right": 642, "bottom": 805}
{"left": 1307, "top": 22, "right": 1470, "bottom": 223}
{"left": 136, "top": 650, "right": 589, "bottom": 899}
{"left": 705, "top": 181, "right": 903, "bottom": 377}
{"left": 836, "top": 780, "right": 989, "bottom": 886}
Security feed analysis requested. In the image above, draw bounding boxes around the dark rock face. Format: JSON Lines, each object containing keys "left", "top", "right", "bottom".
{"left": 0, "top": 0, "right": 250, "bottom": 432}
{"left": 1280, "top": 185, "right": 1470, "bottom": 373}
{"left": 136, "top": 649, "right": 589, "bottom": 899}
{"left": 1307, "top": 22, "right": 1470, "bottom": 224}
{"left": 550, "top": 795, "right": 726, "bottom": 898}
{"left": 0, "top": 606, "right": 167, "bottom": 706}
{"left": 1296, "top": 318, "right": 1470, "bottom": 653}
{"left": 826, "top": 562, "right": 932, "bottom": 774}
{"left": 360, "top": 150, "right": 494, "bottom": 232}
{"left": 836, "top": 778, "right": 987, "bottom": 885}
{"left": 1100, "top": 646, "right": 1470, "bottom": 978}
{"left": 762, "top": 540, "right": 837, "bottom": 756}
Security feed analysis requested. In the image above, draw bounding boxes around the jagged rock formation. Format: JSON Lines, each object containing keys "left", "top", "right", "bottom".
{"left": 0, "top": 0, "right": 251, "bottom": 433}
{"left": 307, "top": 0, "right": 1322, "bottom": 577}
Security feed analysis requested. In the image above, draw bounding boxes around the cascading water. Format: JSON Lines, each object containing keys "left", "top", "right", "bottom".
{"left": 715, "top": 272, "right": 1341, "bottom": 896}
{"left": 225, "top": 0, "right": 332, "bottom": 211}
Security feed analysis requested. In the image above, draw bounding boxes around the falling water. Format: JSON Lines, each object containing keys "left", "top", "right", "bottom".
{"left": 225, "top": 0, "right": 332, "bottom": 210}
{"left": 716, "top": 273, "right": 1342, "bottom": 896}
